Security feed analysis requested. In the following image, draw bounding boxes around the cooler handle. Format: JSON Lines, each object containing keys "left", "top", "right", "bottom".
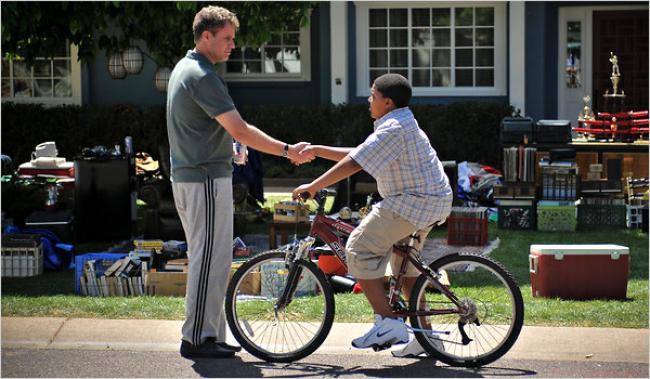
{"left": 529, "top": 255, "right": 538, "bottom": 274}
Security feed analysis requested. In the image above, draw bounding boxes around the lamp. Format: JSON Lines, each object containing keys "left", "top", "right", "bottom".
{"left": 154, "top": 66, "right": 172, "bottom": 92}
{"left": 107, "top": 52, "right": 127, "bottom": 79}
{"left": 122, "top": 46, "right": 144, "bottom": 75}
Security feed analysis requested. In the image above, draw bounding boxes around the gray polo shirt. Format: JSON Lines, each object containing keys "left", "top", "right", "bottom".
{"left": 166, "top": 50, "right": 236, "bottom": 182}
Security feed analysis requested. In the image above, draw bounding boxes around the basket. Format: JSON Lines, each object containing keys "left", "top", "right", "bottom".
{"left": 537, "top": 200, "right": 578, "bottom": 232}
{"left": 578, "top": 203, "right": 626, "bottom": 229}
{"left": 74, "top": 252, "right": 128, "bottom": 294}
{"left": 541, "top": 167, "right": 579, "bottom": 200}
{"left": 1, "top": 245, "right": 43, "bottom": 277}
{"left": 498, "top": 200, "right": 536, "bottom": 230}
{"left": 447, "top": 207, "right": 488, "bottom": 246}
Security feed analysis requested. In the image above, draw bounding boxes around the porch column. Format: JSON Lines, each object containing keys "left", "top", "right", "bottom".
{"left": 330, "top": 2, "right": 348, "bottom": 104}
{"left": 509, "top": 1, "right": 526, "bottom": 115}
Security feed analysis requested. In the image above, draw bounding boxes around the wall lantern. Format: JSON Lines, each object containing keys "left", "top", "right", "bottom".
{"left": 121, "top": 46, "right": 144, "bottom": 75}
{"left": 154, "top": 66, "right": 172, "bottom": 92}
{"left": 107, "top": 52, "right": 127, "bottom": 79}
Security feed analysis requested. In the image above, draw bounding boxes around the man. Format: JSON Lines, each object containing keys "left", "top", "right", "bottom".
{"left": 293, "top": 74, "right": 452, "bottom": 356}
{"left": 167, "top": 5, "right": 314, "bottom": 358}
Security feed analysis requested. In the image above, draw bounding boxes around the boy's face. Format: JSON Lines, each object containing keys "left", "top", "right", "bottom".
{"left": 368, "top": 84, "right": 394, "bottom": 120}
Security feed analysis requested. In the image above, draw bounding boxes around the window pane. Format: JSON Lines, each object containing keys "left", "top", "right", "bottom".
{"left": 2, "top": 78, "right": 10, "bottom": 97}
{"left": 432, "top": 29, "right": 450, "bottom": 47}
{"left": 475, "top": 49, "right": 494, "bottom": 67}
{"left": 54, "top": 78, "right": 72, "bottom": 97}
{"left": 370, "top": 69, "right": 388, "bottom": 86}
{"left": 432, "top": 69, "right": 451, "bottom": 86}
{"left": 456, "top": 49, "right": 473, "bottom": 67}
{"left": 412, "top": 49, "right": 430, "bottom": 67}
{"left": 370, "top": 50, "right": 388, "bottom": 67}
{"left": 389, "top": 30, "right": 407, "bottom": 47}
{"left": 389, "top": 9, "right": 407, "bottom": 27}
{"left": 53, "top": 60, "right": 70, "bottom": 78}
{"left": 455, "top": 28, "right": 473, "bottom": 46}
{"left": 390, "top": 49, "right": 407, "bottom": 68}
{"left": 432, "top": 50, "right": 450, "bottom": 67}
{"left": 389, "top": 69, "right": 407, "bottom": 79}
{"left": 34, "top": 79, "right": 52, "bottom": 97}
{"left": 412, "top": 29, "right": 430, "bottom": 48}
{"left": 412, "top": 9, "right": 430, "bottom": 27}
{"left": 264, "top": 48, "right": 283, "bottom": 71}
{"left": 283, "top": 47, "right": 300, "bottom": 61}
{"left": 432, "top": 8, "right": 450, "bottom": 26}
{"left": 230, "top": 49, "right": 242, "bottom": 60}
{"left": 246, "top": 61, "right": 262, "bottom": 73}
{"left": 227, "top": 61, "right": 243, "bottom": 73}
{"left": 282, "top": 60, "right": 300, "bottom": 73}
{"left": 370, "top": 29, "right": 388, "bottom": 47}
{"left": 285, "top": 32, "right": 300, "bottom": 45}
{"left": 456, "top": 69, "right": 473, "bottom": 86}
{"left": 476, "top": 8, "right": 494, "bottom": 26}
{"left": 269, "top": 34, "right": 282, "bottom": 45}
{"left": 476, "top": 69, "right": 494, "bottom": 86}
{"left": 369, "top": 9, "right": 387, "bottom": 27}
{"left": 476, "top": 28, "right": 494, "bottom": 46}
{"left": 1, "top": 59, "right": 9, "bottom": 78}
{"left": 244, "top": 48, "right": 261, "bottom": 60}
{"left": 13, "top": 78, "right": 32, "bottom": 97}
{"left": 412, "top": 69, "right": 430, "bottom": 86}
{"left": 13, "top": 60, "right": 30, "bottom": 77}
{"left": 455, "top": 8, "right": 473, "bottom": 27}
{"left": 34, "top": 60, "right": 51, "bottom": 77}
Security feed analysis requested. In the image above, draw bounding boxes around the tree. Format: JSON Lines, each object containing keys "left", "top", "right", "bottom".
{"left": 1, "top": 1, "right": 316, "bottom": 67}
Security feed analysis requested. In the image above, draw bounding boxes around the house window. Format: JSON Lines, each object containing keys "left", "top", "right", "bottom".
{"left": 2, "top": 43, "right": 81, "bottom": 105}
{"left": 224, "top": 24, "right": 311, "bottom": 81}
{"left": 357, "top": 2, "right": 506, "bottom": 97}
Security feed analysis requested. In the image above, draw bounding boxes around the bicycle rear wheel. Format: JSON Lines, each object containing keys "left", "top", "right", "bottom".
{"left": 225, "top": 251, "right": 335, "bottom": 362}
{"left": 409, "top": 253, "right": 524, "bottom": 367}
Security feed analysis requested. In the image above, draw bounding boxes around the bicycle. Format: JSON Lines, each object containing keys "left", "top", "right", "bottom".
{"left": 225, "top": 189, "right": 524, "bottom": 367}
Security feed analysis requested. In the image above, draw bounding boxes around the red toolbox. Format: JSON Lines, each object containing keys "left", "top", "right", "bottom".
{"left": 529, "top": 244, "right": 629, "bottom": 300}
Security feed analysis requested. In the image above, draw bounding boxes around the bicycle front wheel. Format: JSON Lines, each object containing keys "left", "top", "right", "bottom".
{"left": 225, "top": 251, "right": 335, "bottom": 362}
{"left": 409, "top": 253, "right": 524, "bottom": 367}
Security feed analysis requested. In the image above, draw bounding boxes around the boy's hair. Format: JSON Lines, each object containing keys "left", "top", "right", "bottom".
{"left": 373, "top": 73, "right": 412, "bottom": 108}
{"left": 193, "top": 6, "right": 240, "bottom": 43}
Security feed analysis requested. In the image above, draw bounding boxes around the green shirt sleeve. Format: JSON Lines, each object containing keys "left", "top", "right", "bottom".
{"left": 191, "top": 72, "right": 236, "bottom": 119}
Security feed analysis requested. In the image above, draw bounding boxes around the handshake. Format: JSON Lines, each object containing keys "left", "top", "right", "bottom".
{"left": 286, "top": 142, "right": 318, "bottom": 166}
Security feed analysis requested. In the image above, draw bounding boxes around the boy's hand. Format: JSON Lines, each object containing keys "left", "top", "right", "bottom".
{"left": 292, "top": 183, "right": 317, "bottom": 200}
{"left": 298, "top": 144, "right": 319, "bottom": 158}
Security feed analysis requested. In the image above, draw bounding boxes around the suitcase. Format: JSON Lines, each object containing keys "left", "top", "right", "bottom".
{"left": 529, "top": 244, "right": 629, "bottom": 300}
{"left": 500, "top": 117, "right": 534, "bottom": 144}
{"left": 535, "top": 120, "right": 572, "bottom": 143}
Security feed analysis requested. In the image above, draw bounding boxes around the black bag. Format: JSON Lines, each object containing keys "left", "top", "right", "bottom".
{"left": 535, "top": 119, "right": 571, "bottom": 143}
{"left": 500, "top": 117, "right": 534, "bottom": 144}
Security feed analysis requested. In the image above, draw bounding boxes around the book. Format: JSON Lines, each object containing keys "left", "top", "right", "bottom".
{"left": 104, "top": 259, "right": 123, "bottom": 277}
{"left": 164, "top": 258, "right": 188, "bottom": 271}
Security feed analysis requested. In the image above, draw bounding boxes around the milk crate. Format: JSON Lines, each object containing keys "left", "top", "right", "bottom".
{"left": 447, "top": 207, "right": 488, "bottom": 246}
{"left": 537, "top": 200, "right": 578, "bottom": 232}
{"left": 577, "top": 198, "right": 626, "bottom": 229}
{"left": 74, "top": 252, "right": 128, "bottom": 294}
{"left": 626, "top": 204, "right": 646, "bottom": 229}
{"left": 541, "top": 167, "right": 579, "bottom": 200}
{"left": 1, "top": 234, "right": 43, "bottom": 277}
{"left": 498, "top": 200, "right": 536, "bottom": 230}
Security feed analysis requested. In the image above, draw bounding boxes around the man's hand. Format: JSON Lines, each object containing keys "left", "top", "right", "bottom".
{"left": 292, "top": 183, "right": 317, "bottom": 201}
{"left": 288, "top": 142, "right": 315, "bottom": 165}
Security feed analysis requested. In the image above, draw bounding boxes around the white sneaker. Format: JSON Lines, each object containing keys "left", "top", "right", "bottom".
{"left": 392, "top": 335, "right": 445, "bottom": 358}
{"left": 351, "top": 315, "right": 409, "bottom": 349}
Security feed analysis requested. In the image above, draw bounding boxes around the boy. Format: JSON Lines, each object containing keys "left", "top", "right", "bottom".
{"left": 292, "top": 73, "right": 452, "bottom": 356}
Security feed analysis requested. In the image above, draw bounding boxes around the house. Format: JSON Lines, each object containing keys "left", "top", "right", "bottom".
{"left": 2, "top": 1, "right": 648, "bottom": 127}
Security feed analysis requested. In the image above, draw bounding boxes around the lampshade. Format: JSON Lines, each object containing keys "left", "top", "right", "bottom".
{"left": 154, "top": 67, "right": 172, "bottom": 92}
{"left": 121, "top": 46, "right": 144, "bottom": 75}
{"left": 107, "top": 53, "right": 127, "bottom": 79}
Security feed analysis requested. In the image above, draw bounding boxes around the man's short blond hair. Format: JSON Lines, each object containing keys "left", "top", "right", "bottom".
{"left": 193, "top": 6, "right": 240, "bottom": 42}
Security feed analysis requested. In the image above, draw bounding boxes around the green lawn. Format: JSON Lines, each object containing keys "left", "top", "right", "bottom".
{"left": 2, "top": 220, "right": 648, "bottom": 329}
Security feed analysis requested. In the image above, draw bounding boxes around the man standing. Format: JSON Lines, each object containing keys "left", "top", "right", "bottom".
{"left": 167, "top": 5, "right": 314, "bottom": 358}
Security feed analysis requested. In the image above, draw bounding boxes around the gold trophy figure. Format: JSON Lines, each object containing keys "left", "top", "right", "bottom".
{"left": 609, "top": 52, "right": 621, "bottom": 95}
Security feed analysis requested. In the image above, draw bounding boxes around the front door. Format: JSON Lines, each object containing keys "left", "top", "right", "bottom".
{"left": 558, "top": 8, "right": 589, "bottom": 127}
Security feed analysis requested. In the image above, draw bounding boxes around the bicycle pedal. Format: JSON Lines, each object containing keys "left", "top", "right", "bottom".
{"left": 371, "top": 343, "right": 393, "bottom": 352}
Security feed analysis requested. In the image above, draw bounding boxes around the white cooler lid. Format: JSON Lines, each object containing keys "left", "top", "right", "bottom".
{"left": 530, "top": 244, "right": 629, "bottom": 255}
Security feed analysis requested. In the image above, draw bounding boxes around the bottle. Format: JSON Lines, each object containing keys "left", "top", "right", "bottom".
{"left": 124, "top": 136, "right": 133, "bottom": 155}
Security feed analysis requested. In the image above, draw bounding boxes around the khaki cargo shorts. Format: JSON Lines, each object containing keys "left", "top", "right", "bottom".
{"left": 345, "top": 207, "right": 431, "bottom": 280}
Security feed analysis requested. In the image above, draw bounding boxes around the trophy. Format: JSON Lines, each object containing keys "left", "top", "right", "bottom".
{"left": 609, "top": 52, "right": 622, "bottom": 95}
{"left": 603, "top": 51, "right": 626, "bottom": 115}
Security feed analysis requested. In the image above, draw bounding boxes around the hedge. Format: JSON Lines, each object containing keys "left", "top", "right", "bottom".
{"left": 1, "top": 102, "right": 513, "bottom": 177}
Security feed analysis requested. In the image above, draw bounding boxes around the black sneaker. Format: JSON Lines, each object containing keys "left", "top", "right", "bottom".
{"left": 205, "top": 337, "right": 242, "bottom": 352}
{"left": 180, "top": 339, "right": 236, "bottom": 358}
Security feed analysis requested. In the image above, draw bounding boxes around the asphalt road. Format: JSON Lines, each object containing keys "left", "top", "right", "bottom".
{"left": 2, "top": 348, "right": 648, "bottom": 378}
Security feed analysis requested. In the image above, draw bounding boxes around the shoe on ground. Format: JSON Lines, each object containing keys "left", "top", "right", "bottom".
{"left": 180, "top": 339, "right": 236, "bottom": 358}
{"left": 205, "top": 337, "right": 242, "bottom": 352}
{"left": 351, "top": 314, "right": 409, "bottom": 349}
{"left": 392, "top": 335, "right": 445, "bottom": 359}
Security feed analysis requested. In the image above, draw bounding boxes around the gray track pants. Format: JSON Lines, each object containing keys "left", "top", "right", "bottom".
{"left": 172, "top": 177, "right": 233, "bottom": 346}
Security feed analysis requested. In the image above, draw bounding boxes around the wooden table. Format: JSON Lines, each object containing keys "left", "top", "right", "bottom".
{"left": 268, "top": 221, "right": 311, "bottom": 249}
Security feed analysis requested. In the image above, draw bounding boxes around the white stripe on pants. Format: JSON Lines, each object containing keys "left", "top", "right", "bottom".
{"left": 172, "top": 177, "right": 233, "bottom": 346}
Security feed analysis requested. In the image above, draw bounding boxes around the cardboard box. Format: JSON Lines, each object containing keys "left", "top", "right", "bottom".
{"left": 529, "top": 244, "right": 629, "bottom": 300}
{"left": 145, "top": 271, "right": 187, "bottom": 296}
{"left": 274, "top": 202, "right": 310, "bottom": 223}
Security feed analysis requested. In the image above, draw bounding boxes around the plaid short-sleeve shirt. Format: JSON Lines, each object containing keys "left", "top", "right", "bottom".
{"left": 349, "top": 107, "right": 452, "bottom": 229}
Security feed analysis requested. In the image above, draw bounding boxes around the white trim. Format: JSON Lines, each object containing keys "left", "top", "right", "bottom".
{"left": 2, "top": 44, "right": 82, "bottom": 106}
{"left": 355, "top": 1, "right": 507, "bottom": 97}
{"left": 331, "top": 2, "right": 348, "bottom": 104}
{"left": 557, "top": 4, "right": 648, "bottom": 124}
{"left": 222, "top": 25, "right": 311, "bottom": 82}
{"left": 508, "top": 1, "right": 525, "bottom": 115}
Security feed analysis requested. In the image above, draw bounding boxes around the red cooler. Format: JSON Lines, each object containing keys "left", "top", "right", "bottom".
{"left": 529, "top": 244, "right": 629, "bottom": 300}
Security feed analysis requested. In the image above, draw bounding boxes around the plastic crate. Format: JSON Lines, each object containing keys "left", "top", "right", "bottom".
{"left": 498, "top": 200, "right": 536, "bottom": 230}
{"left": 537, "top": 200, "right": 578, "bottom": 232}
{"left": 1, "top": 245, "right": 43, "bottom": 277}
{"left": 447, "top": 207, "right": 488, "bottom": 246}
{"left": 74, "top": 252, "right": 128, "bottom": 294}
{"left": 541, "top": 167, "right": 579, "bottom": 200}
{"left": 578, "top": 203, "right": 626, "bottom": 229}
{"left": 626, "top": 204, "right": 646, "bottom": 229}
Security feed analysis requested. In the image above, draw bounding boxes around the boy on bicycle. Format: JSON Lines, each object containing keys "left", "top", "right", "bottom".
{"left": 292, "top": 73, "right": 453, "bottom": 356}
